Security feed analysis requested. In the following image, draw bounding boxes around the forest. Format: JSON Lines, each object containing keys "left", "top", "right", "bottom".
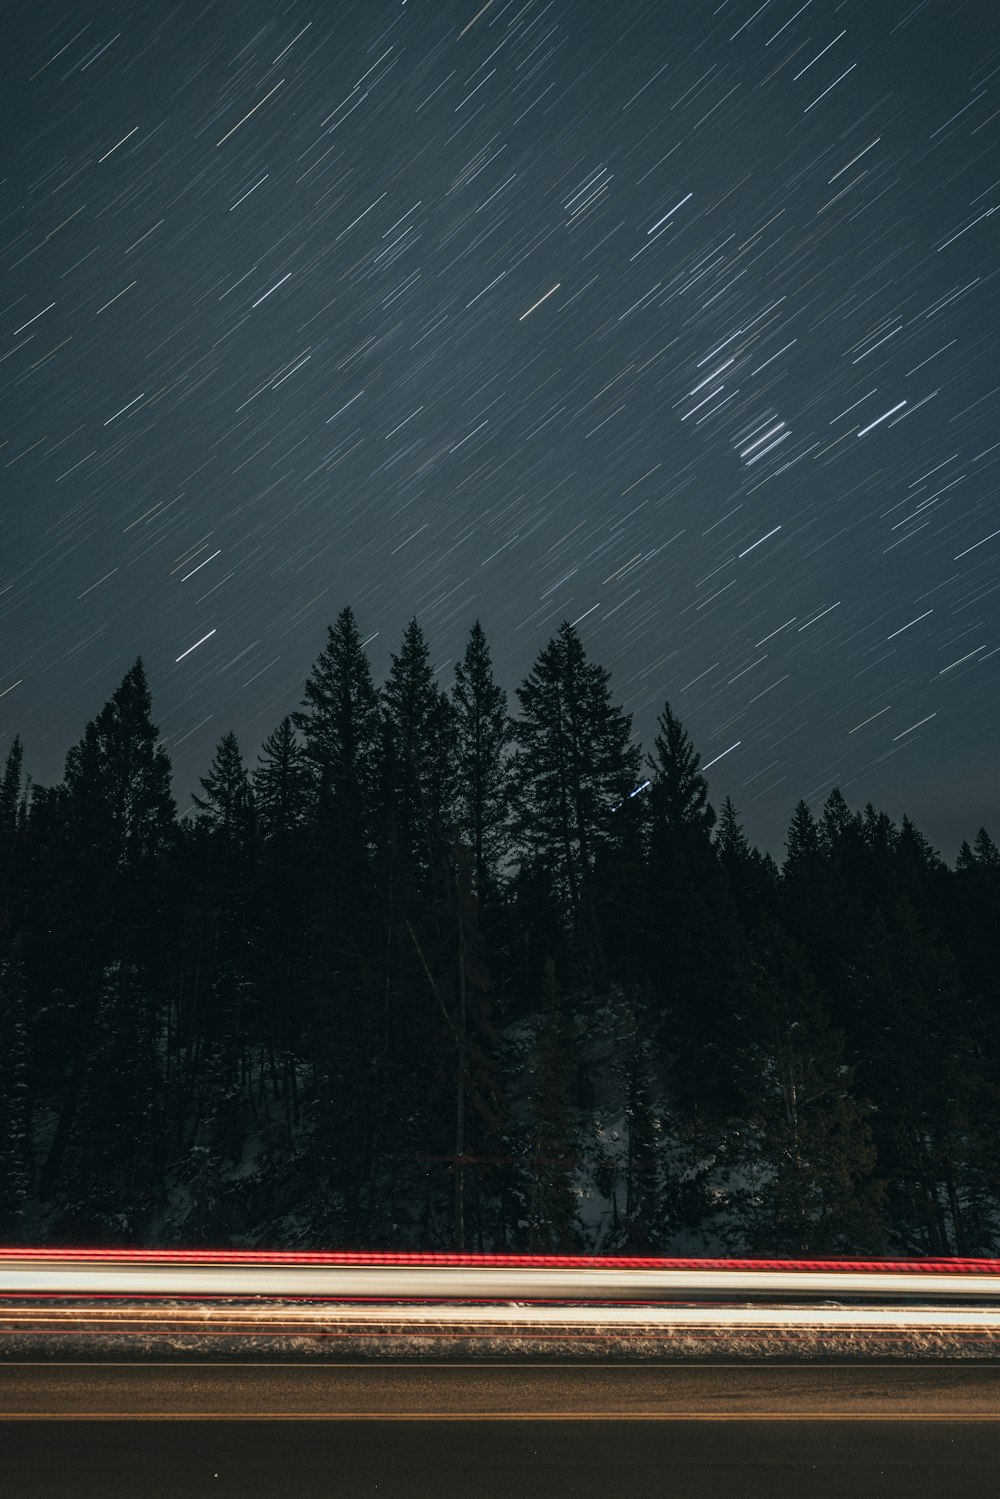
{"left": 0, "top": 608, "right": 997, "bottom": 1255}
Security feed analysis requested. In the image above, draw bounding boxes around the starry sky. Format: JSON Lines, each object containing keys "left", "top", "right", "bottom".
{"left": 2, "top": 0, "right": 998, "bottom": 859}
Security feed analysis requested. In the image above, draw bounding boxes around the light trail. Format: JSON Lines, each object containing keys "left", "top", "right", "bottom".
{"left": 1, "top": 1253, "right": 999, "bottom": 1306}
{"left": 3, "top": 1304, "right": 1000, "bottom": 1329}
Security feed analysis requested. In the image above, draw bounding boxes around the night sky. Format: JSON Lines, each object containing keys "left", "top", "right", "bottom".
{"left": 2, "top": 0, "right": 997, "bottom": 859}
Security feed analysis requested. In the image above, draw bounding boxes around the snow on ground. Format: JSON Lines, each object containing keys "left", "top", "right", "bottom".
{"left": 4, "top": 1301, "right": 1000, "bottom": 1362}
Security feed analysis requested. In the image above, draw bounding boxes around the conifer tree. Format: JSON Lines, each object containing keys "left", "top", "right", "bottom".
{"left": 253, "top": 716, "right": 313, "bottom": 1109}
{"left": 0, "top": 949, "right": 32, "bottom": 1238}
{"left": 381, "top": 617, "right": 457, "bottom": 902}
{"left": 512, "top": 622, "right": 640, "bottom": 993}
{"left": 952, "top": 828, "right": 1000, "bottom": 1050}
{"left": 293, "top": 611, "right": 383, "bottom": 1211}
{"left": 253, "top": 717, "right": 312, "bottom": 842}
{"left": 715, "top": 795, "right": 777, "bottom": 929}
{"left": 451, "top": 621, "right": 512, "bottom": 913}
{"left": 0, "top": 735, "right": 22, "bottom": 846}
{"left": 294, "top": 605, "right": 381, "bottom": 869}
{"left": 780, "top": 798, "right": 841, "bottom": 1006}
{"left": 0, "top": 736, "right": 25, "bottom": 949}
{"left": 40, "top": 660, "right": 176, "bottom": 1195}
{"left": 187, "top": 732, "right": 257, "bottom": 1132}
{"left": 644, "top": 703, "right": 743, "bottom": 1119}
{"left": 192, "top": 731, "right": 255, "bottom": 843}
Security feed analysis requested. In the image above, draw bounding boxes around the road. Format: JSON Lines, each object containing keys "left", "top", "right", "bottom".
{"left": 2, "top": 1361, "right": 999, "bottom": 1497}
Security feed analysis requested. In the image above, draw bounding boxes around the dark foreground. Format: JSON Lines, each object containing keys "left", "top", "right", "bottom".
{"left": 2, "top": 1362, "right": 1000, "bottom": 1497}
{"left": 4, "top": 1416, "right": 1000, "bottom": 1499}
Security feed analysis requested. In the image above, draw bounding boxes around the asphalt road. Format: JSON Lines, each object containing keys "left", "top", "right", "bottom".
{"left": 2, "top": 1361, "right": 999, "bottom": 1497}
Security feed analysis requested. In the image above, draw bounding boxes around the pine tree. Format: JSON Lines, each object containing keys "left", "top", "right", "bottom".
{"left": 192, "top": 730, "right": 255, "bottom": 842}
{"left": 644, "top": 703, "right": 744, "bottom": 1121}
{"left": 40, "top": 660, "right": 176, "bottom": 1197}
{"left": 0, "top": 736, "right": 25, "bottom": 949}
{"left": 293, "top": 611, "right": 383, "bottom": 1218}
{"left": 0, "top": 735, "right": 23, "bottom": 845}
{"left": 780, "top": 798, "right": 841, "bottom": 1009}
{"left": 253, "top": 716, "right": 313, "bottom": 1112}
{"left": 715, "top": 795, "right": 777, "bottom": 929}
{"left": 0, "top": 949, "right": 32, "bottom": 1238}
{"left": 63, "top": 659, "right": 175, "bottom": 883}
{"left": 381, "top": 617, "right": 457, "bottom": 902}
{"left": 253, "top": 717, "right": 312, "bottom": 842}
{"left": 952, "top": 827, "right": 1000, "bottom": 1045}
{"left": 348, "top": 621, "right": 460, "bottom": 1243}
{"left": 186, "top": 732, "right": 257, "bottom": 1135}
{"left": 894, "top": 815, "right": 949, "bottom": 927}
{"left": 512, "top": 622, "right": 641, "bottom": 994}
{"left": 294, "top": 606, "right": 381, "bottom": 863}
{"left": 451, "top": 621, "right": 512, "bottom": 913}
{"left": 648, "top": 703, "right": 715, "bottom": 839}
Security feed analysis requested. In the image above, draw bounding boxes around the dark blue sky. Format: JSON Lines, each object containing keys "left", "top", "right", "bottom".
{"left": 2, "top": 0, "right": 997, "bottom": 858}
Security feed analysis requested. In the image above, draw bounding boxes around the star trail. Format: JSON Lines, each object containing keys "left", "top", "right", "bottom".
{"left": 1, "top": 0, "right": 997, "bottom": 856}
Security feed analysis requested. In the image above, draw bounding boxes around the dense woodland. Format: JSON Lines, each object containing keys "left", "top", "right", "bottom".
{"left": 0, "top": 609, "right": 998, "bottom": 1255}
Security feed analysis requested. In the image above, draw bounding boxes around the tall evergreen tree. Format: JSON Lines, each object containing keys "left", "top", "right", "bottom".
{"left": 293, "top": 611, "right": 383, "bottom": 1218}
{"left": 40, "top": 660, "right": 176, "bottom": 1195}
{"left": 451, "top": 621, "right": 512, "bottom": 913}
{"left": 192, "top": 730, "right": 255, "bottom": 842}
{"left": 0, "top": 735, "right": 23, "bottom": 848}
{"left": 644, "top": 703, "right": 743, "bottom": 1120}
{"left": 0, "top": 949, "right": 32, "bottom": 1238}
{"left": 253, "top": 716, "right": 313, "bottom": 1107}
{"left": 0, "top": 736, "right": 25, "bottom": 950}
{"left": 185, "top": 732, "right": 257, "bottom": 1146}
{"left": 294, "top": 605, "right": 381, "bottom": 862}
{"left": 253, "top": 717, "right": 312, "bottom": 842}
{"left": 780, "top": 798, "right": 841, "bottom": 1007}
{"left": 381, "top": 617, "right": 457, "bottom": 902}
{"left": 511, "top": 622, "right": 641, "bottom": 994}
{"left": 715, "top": 795, "right": 778, "bottom": 929}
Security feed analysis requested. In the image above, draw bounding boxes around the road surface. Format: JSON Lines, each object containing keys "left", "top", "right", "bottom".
{"left": 2, "top": 1361, "right": 999, "bottom": 1497}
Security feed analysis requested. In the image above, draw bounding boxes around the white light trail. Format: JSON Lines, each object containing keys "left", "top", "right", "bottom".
{"left": 849, "top": 705, "right": 891, "bottom": 734}
{"left": 886, "top": 609, "right": 932, "bottom": 640}
{"left": 519, "top": 284, "right": 560, "bottom": 320}
{"left": 647, "top": 193, "right": 693, "bottom": 233}
{"left": 175, "top": 629, "right": 217, "bottom": 662}
{"left": 857, "top": 401, "right": 906, "bottom": 436}
{"left": 252, "top": 273, "right": 291, "bottom": 307}
{"left": 892, "top": 712, "right": 937, "bottom": 741}
{"left": 702, "top": 741, "right": 741, "bottom": 770}
{"left": 104, "top": 393, "right": 144, "bottom": 425}
{"left": 738, "top": 526, "right": 781, "bottom": 558}
{"left": 804, "top": 62, "right": 856, "bottom": 111}
{"left": 955, "top": 528, "right": 1000, "bottom": 560}
{"left": 217, "top": 80, "right": 284, "bottom": 146}
{"left": 3, "top": 1260, "right": 1000, "bottom": 1306}
{"left": 12, "top": 303, "right": 55, "bottom": 335}
{"left": 98, "top": 127, "right": 137, "bottom": 161}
